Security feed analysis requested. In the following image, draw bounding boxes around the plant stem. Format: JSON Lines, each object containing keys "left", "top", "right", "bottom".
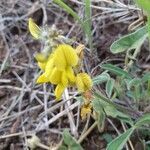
{"left": 78, "top": 121, "right": 97, "bottom": 143}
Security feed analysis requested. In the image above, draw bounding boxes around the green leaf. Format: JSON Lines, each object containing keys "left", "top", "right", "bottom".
{"left": 92, "top": 98, "right": 104, "bottom": 112}
{"left": 53, "top": 0, "right": 82, "bottom": 25}
{"left": 58, "top": 145, "right": 68, "bottom": 150}
{"left": 102, "top": 133, "right": 113, "bottom": 143}
{"left": 92, "top": 72, "right": 110, "bottom": 85}
{"left": 92, "top": 98, "right": 132, "bottom": 125}
{"left": 110, "top": 26, "right": 148, "bottom": 54}
{"left": 84, "top": 0, "right": 92, "bottom": 50}
{"left": 92, "top": 98, "right": 105, "bottom": 131}
{"left": 135, "top": 0, "right": 150, "bottom": 14}
{"left": 106, "top": 127, "right": 135, "bottom": 150}
{"left": 135, "top": 113, "right": 150, "bottom": 127}
{"left": 106, "top": 78, "right": 115, "bottom": 98}
{"left": 101, "top": 64, "right": 132, "bottom": 79}
{"left": 62, "top": 129, "right": 83, "bottom": 150}
{"left": 142, "top": 72, "right": 150, "bottom": 83}
{"left": 53, "top": 0, "right": 93, "bottom": 51}
{"left": 127, "top": 78, "right": 141, "bottom": 90}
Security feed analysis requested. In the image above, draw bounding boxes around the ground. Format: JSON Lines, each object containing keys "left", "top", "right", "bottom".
{"left": 0, "top": 0, "right": 149, "bottom": 150}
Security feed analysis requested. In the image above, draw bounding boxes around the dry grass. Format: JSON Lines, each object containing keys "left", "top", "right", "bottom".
{"left": 0, "top": 0, "right": 143, "bottom": 149}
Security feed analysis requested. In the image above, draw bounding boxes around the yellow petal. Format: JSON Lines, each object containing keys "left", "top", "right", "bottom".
{"left": 44, "top": 57, "right": 54, "bottom": 77}
{"left": 76, "top": 73, "right": 92, "bottom": 92}
{"left": 54, "top": 84, "right": 65, "bottom": 100}
{"left": 76, "top": 74, "right": 84, "bottom": 92}
{"left": 36, "top": 73, "right": 49, "bottom": 83}
{"left": 66, "top": 66, "right": 75, "bottom": 83}
{"left": 81, "top": 73, "right": 93, "bottom": 91}
{"left": 61, "top": 71, "right": 68, "bottom": 87}
{"left": 81, "top": 104, "right": 92, "bottom": 120}
{"left": 53, "top": 44, "right": 78, "bottom": 70}
{"left": 28, "top": 18, "right": 41, "bottom": 39}
{"left": 49, "top": 67, "right": 62, "bottom": 84}
{"left": 38, "top": 62, "right": 46, "bottom": 70}
{"left": 76, "top": 44, "right": 85, "bottom": 59}
{"left": 35, "top": 53, "right": 47, "bottom": 63}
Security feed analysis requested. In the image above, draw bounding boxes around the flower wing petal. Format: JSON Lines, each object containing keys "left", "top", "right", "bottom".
{"left": 76, "top": 74, "right": 84, "bottom": 92}
{"left": 28, "top": 18, "right": 41, "bottom": 39}
{"left": 54, "top": 84, "right": 65, "bottom": 100}
{"left": 53, "top": 46, "right": 67, "bottom": 70}
{"left": 36, "top": 73, "right": 49, "bottom": 83}
{"left": 49, "top": 68, "right": 62, "bottom": 84}
{"left": 66, "top": 67, "right": 75, "bottom": 83}
{"left": 82, "top": 73, "right": 93, "bottom": 91}
{"left": 62, "top": 44, "right": 78, "bottom": 67}
{"left": 61, "top": 71, "right": 68, "bottom": 87}
{"left": 45, "top": 58, "right": 54, "bottom": 77}
{"left": 38, "top": 62, "right": 46, "bottom": 70}
{"left": 53, "top": 44, "right": 78, "bottom": 70}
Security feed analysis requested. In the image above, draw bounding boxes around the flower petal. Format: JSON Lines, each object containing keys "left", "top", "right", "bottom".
{"left": 38, "top": 62, "right": 46, "bottom": 70}
{"left": 76, "top": 44, "right": 85, "bottom": 59}
{"left": 53, "top": 44, "right": 78, "bottom": 70}
{"left": 44, "top": 57, "right": 54, "bottom": 77}
{"left": 49, "top": 67, "right": 62, "bottom": 84}
{"left": 35, "top": 53, "right": 47, "bottom": 63}
{"left": 82, "top": 73, "right": 93, "bottom": 91}
{"left": 36, "top": 73, "right": 49, "bottom": 83}
{"left": 76, "top": 74, "right": 84, "bottom": 92}
{"left": 81, "top": 103, "right": 92, "bottom": 120}
{"left": 54, "top": 84, "right": 65, "bottom": 100}
{"left": 28, "top": 18, "right": 41, "bottom": 39}
{"left": 66, "top": 66, "right": 75, "bottom": 83}
{"left": 61, "top": 71, "right": 68, "bottom": 87}
{"left": 76, "top": 73, "right": 92, "bottom": 92}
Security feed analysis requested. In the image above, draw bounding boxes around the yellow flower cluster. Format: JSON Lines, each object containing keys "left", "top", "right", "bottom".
{"left": 36, "top": 44, "right": 92, "bottom": 100}
{"left": 80, "top": 91, "right": 93, "bottom": 120}
{"left": 28, "top": 18, "right": 93, "bottom": 101}
{"left": 81, "top": 103, "right": 92, "bottom": 120}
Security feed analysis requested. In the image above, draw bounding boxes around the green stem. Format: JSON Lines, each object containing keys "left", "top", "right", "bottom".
{"left": 78, "top": 121, "right": 97, "bottom": 143}
{"left": 94, "top": 90, "right": 140, "bottom": 118}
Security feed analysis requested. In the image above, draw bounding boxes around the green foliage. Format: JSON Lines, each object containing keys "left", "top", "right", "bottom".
{"left": 110, "top": 26, "right": 148, "bottom": 54}
{"left": 106, "top": 127, "right": 135, "bottom": 150}
{"left": 101, "top": 64, "right": 132, "bottom": 79}
{"left": 100, "top": 63, "right": 150, "bottom": 102}
{"left": 59, "top": 129, "right": 83, "bottom": 150}
{"left": 102, "top": 133, "right": 113, "bottom": 143}
{"left": 92, "top": 72, "right": 110, "bottom": 85}
{"left": 106, "top": 78, "right": 115, "bottom": 98}
{"left": 84, "top": 0, "right": 92, "bottom": 50}
{"left": 106, "top": 113, "right": 150, "bottom": 150}
{"left": 53, "top": 1, "right": 150, "bottom": 149}
{"left": 92, "top": 98, "right": 105, "bottom": 131}
{"left": 135, "top": 113, "right": 150, "bottom": 127}
{"left": 135, "top": 0, "right": 150, "bottom": 14}
{"left": 53, "top": 0, "right": 92, "bottom": 49}
{"left": 92, "top": 97, "right": 132, "bottom": 125}
{"left": 53, "top": 0, "right": 82, "bottom": 24}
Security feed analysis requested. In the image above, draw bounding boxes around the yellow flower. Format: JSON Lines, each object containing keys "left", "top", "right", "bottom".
{"left": 81, "top": 103, "right": 92, "bottom": 120}
{"left": 53, "top": 44, "right": 78, "bottom": 71}
{"left": 28, "top": 18, "right": 41, "bottom": 39}
{"left": 76, "top": 73, "right": 93, "bottom": 92}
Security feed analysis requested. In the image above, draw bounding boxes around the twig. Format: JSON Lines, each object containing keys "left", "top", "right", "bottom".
{"left": 78, "top": 121, "right": 97, "bottom": 143}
